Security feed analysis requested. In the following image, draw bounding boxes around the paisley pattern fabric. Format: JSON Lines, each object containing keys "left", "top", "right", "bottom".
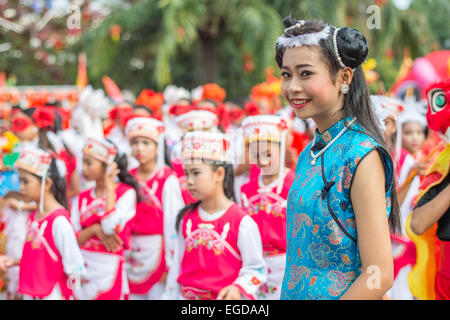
{"left": 281, "top": 117, "right": 394, "bottom": 300}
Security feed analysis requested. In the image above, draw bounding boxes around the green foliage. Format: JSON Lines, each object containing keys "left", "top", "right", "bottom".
{"left": 2, "top": 0, "right": 449, "bottom": 99}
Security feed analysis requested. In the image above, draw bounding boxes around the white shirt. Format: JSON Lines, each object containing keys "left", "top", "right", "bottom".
{"left": 161, "top": 174, "right": 185, "bottom": 269}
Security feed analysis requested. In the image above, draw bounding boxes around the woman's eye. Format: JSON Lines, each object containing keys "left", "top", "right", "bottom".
{"left": 281, "top": 72, "right": 291, "bottom": 79}
{"left": 300, "top": 70, "right": 312, "bottom": 77}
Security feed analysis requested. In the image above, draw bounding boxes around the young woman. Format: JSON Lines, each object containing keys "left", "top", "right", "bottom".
{"left": 70, "top": 137, "right": 139, "bottom": 300}
{"left": 0, "top": 147, "right": 85, "bottom": 300}
{"left": 162, "top": 131, "right": 267, "bottom": 300}
{"left": 124, "top": 117, "right": 185, "bottom": 299}
{"left": 276, "top": 18, "right": 400, "bottom": 300}
{"left": 239, "top": 114, "right": 295, "bottom": 299}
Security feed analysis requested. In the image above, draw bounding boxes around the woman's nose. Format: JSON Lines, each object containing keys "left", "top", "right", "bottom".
{"left": 287, "top": 77, "right": 303, "bottom": 96}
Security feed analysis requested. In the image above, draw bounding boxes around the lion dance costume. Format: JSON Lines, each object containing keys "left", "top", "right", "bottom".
{"left": 405, "top": 79, "right": 450, "bottom": 299}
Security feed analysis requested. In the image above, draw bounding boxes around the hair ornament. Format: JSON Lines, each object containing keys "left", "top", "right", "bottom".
{"left": 332, "top": 27, "right": 346, "bottom": 69}
{"left": 283, "top": 19, "right": 306, "bottom": 33}
{"left": 276, "top": 24, "right": 331, "bottom": 49}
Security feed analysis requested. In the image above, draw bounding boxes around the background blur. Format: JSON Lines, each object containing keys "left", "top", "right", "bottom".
{"left": 0, "top": 0, "right": 449, "bottom": 99}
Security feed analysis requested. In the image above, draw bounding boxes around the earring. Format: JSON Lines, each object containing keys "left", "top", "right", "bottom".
{"left": 341, "top": 84, "right": 349, "bottom": 94}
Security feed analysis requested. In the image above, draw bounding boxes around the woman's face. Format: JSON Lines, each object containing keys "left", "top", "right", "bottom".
{"left": 130, "top": 136, "right": 157, "bottom": 165}
{"left": 18, "top": 170, "right": 42, "bottom": 203}
{"left": 402, "top": 121, "right": 425, "bottom": 155}
{"left": 183, "top": 162, "right": 223, "bottom": 201}
{"left": 280, "top": 46, "right": 343, "bottom": 123}
{"left": 82, "top": 155, "right": 106, "bottom": 181}
{"left": 248, "top": 141, "right": 280, "bottom": 176}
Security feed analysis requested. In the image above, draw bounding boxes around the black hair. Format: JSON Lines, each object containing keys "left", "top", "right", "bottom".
{"left": 276, "top": 17, "right": 401, "bottom": 234}
{"left": 105, "top": 138, "right": 142, "bottom": 203}
{"left": 132, "top": 104, "right": 153, "bottom": 115}
{"left": 164, "top": 139, "right": 174, "bottom": 170}
{"left": 175, "top": 161, "right": 235, "bottom": 231}
{"left": 48, "top": 157, "right": 69, "bottom": 210}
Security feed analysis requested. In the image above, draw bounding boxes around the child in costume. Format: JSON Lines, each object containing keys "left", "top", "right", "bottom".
{"left": 170, "top": 107, "right": 221, "bottom": 204}
{"left": 124, "top": 117, "right": 184, "bottom": 299}
{"left": 0, "top": 147, "right": 85, "bottom": 300}
{"left": 276, "top": 18, "right": 401, "bottom": 299}
{"left": 407, "top": 79, "right": 450, "bottom": 300}
{"left": 70, "top": 137, "right": 139, "bottom": 300}
{"left": 162, "top": 131, "right": 267, "bottom": 300}
{"left": 106, "top": 102, "right": 139, "bottom": 170}
{"left": 370, "top": 95, "right": 417, "bottom": 300}
{"left": 240, "top": 114, "right": 294, "bottom": 299}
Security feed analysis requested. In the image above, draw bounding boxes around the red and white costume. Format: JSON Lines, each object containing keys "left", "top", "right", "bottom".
{"left": 126, "top": 167, "right": 184, "bottom": 299}
{"left": 19, "top": 208, "right": 85, "bottom": 300}
{"left": 14, "top": 148, "right": 85, "bottom": 300}
{"left": 123, "top": 117, "right": 185, "bottom": 299}
{"left": 162, "top": 131, "right": 267, "bottom": 300}
{"left": 70, "top": 138, "right": 137, "bottom": 300}
{"left": 239, "top": 115, "right": 291, "bottom": 300}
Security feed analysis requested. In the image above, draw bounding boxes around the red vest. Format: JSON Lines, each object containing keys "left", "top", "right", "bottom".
{"left": 129, "top": 166, "right": 173, "bottom": 235}
{"left": 240, "top": 170, "right": 294, "bottom": 256}
{"left": 177, "top": 203, "right": 246, "bottom": 299}
{"left": 77, "top": 183, "right": 134, "bottom": 254}
{"left": 19, "top": 208, "right": 73, "bottom": 299}
{"left": 127, "top": 166, "right": 173, "bottom": 294}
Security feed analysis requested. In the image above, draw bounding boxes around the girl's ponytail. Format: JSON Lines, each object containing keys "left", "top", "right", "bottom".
{"left": 175, "top": 200, "right": 201, "bottom": 231}
{"left": 105, "top": 139, "right": 142, "bottom": 203}
{"left": 48, "top": 157, "right": 68, "bottom": 210}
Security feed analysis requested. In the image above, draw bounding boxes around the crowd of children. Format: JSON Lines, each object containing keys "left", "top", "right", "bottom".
{"left": 0, "top": 17, "right": 448, "bottom": 300}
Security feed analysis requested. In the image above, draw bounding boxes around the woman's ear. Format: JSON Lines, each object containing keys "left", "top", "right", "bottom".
{"left": 338, "top": 67, "right": 353, "bottom": 87}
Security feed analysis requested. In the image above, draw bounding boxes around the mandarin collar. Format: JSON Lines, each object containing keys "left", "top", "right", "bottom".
{"left": 313, "top": 116, "right": 354, "bottom": 146}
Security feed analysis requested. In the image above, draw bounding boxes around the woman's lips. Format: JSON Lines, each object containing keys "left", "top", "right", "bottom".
{"left": 290, "top": 98, "right": 312, "bottom": 109}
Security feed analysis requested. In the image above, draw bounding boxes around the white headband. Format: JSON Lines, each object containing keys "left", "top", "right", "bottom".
{"left": 276, "top": 25, "right": 331, "bottom": 48}
{"left": 277, "top": 23, "right": 354, "bottom": 71}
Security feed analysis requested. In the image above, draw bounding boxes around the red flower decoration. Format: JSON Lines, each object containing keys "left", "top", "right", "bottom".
{"left": 32, "top": 107, "right": 56, "bottom": 130}
{"left": 135, "top": 89, "right": 164, "bottom": 113}
{"left": 12, "top": 117, "right": 33, "bottom": 132}
{"left": 157, "top": 125, "right": 165, "bottom": 133}
{"left": 278, "top": 119, "right": 288, "bottom": 130}
{"left": 201, "top": 83, "right": 226, "bottom": 103}
{"left": 244, "top": 102, "right": 260, "bottom": 116}
{"left": 251, "top": 276, "right": 261, "bottom": 285}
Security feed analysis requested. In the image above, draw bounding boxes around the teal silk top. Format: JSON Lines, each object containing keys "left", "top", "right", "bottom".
{"left": 280, "top": 117, "right": 393, "bottom": 300}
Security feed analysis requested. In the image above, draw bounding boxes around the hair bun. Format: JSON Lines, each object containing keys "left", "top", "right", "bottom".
{"left": 336, "top": 27, "right": 368, "bottom": 69}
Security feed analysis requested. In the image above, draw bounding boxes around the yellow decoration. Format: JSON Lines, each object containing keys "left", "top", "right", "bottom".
{"left": 406, "top": 144, "right": 450, "bottom": 300}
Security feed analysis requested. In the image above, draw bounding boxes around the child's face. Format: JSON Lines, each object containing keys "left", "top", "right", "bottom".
{"left": 401, "top": 121, "right": 425, "bottom": 155}
{"left": 18, "top": 170, "right": 42, "bottom": 203}
{"left": 248, "top": 141, "right": 281, "bottom": 176}
{"left": 82, "top": 155, "right": 106, "bottom": 181}
{"left": 280, "top": 46, "right": 342, "bottom": 121}
{"left": 130, "top": 136, "right": 157, "bottom": 165}
{"left": 383, "top": 117, "right": 396, "bottom": 149}
{"left": 183, "top": 162, "right": 223, "bottom": 201}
